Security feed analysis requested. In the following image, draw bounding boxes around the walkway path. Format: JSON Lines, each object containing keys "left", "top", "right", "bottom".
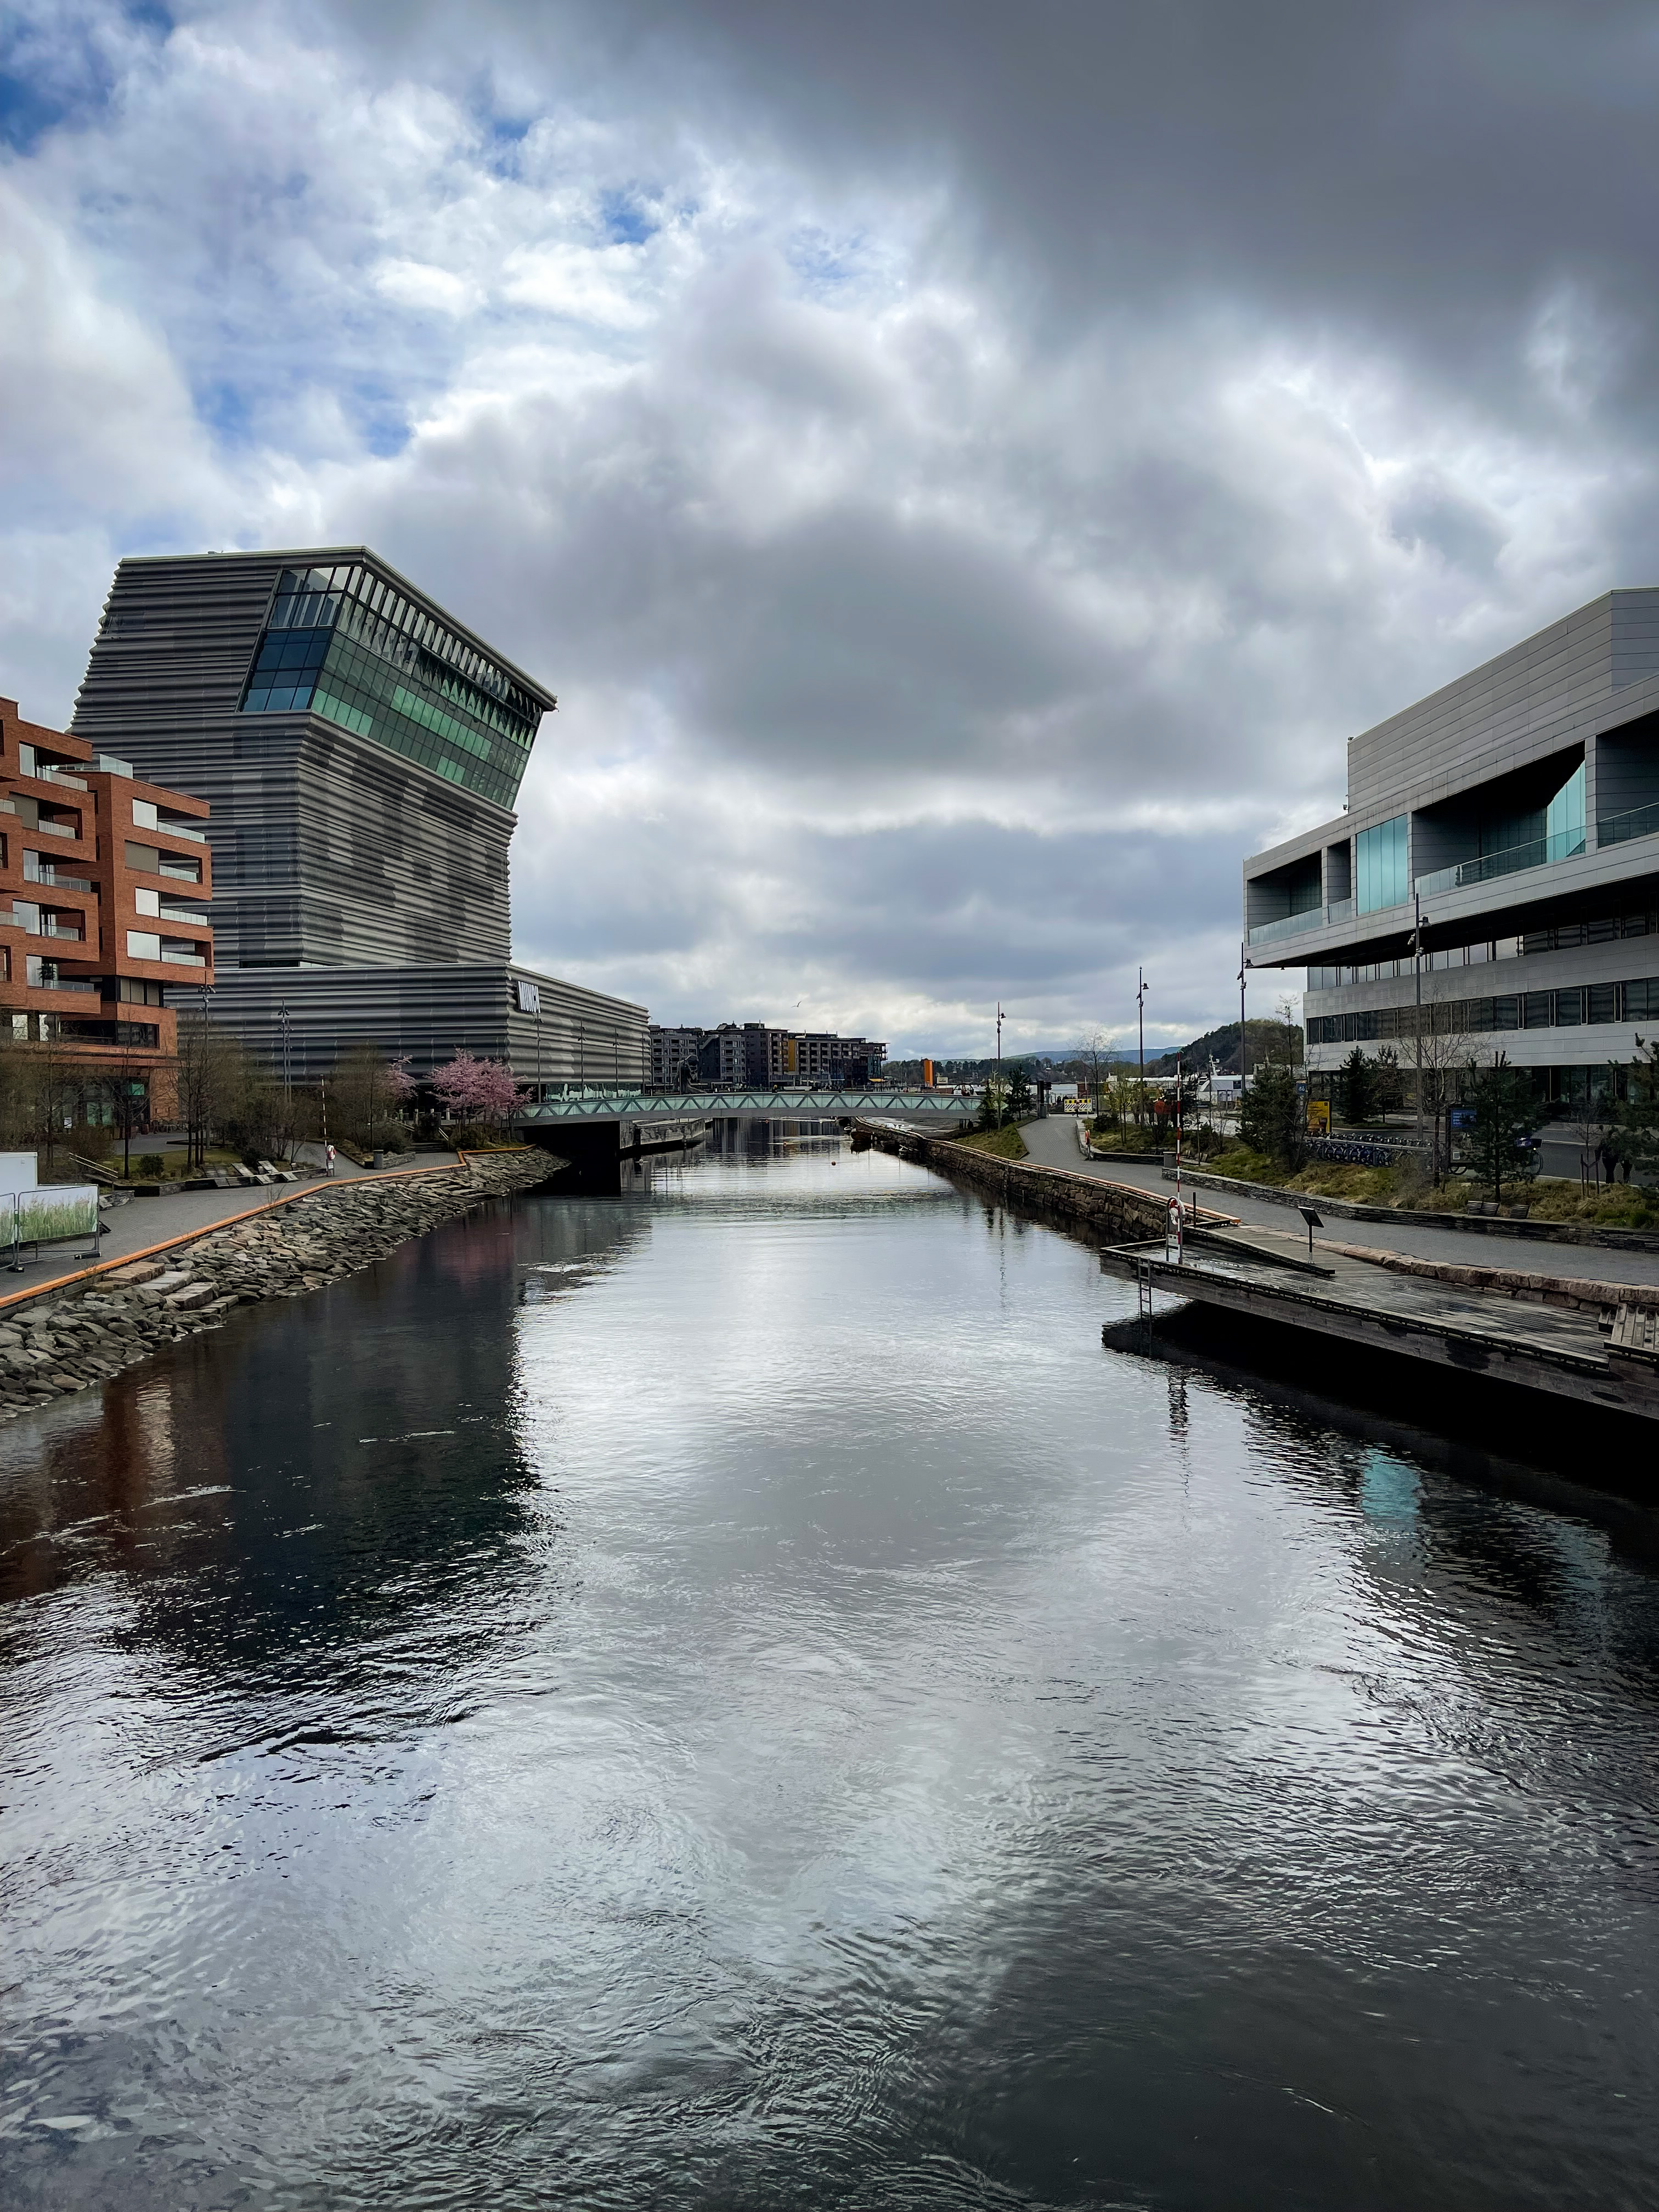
{"left": 1015, "top": 1114, "right": 1659, "bottom": 1291}
{"left": 23, "top": 1153, "right": 464, "bottom": 1280}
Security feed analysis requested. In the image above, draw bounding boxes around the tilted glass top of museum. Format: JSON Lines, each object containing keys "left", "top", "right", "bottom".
{"left": 1243, "top": 588, "right": 1659, "bottom": 1091}
{"left": 239, "top": 560, "right": 545, "bottom": 809}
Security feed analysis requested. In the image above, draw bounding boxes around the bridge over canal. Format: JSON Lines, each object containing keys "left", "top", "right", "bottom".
{"left": 512, "top": 1088, "right": 974, "bottom": 1182}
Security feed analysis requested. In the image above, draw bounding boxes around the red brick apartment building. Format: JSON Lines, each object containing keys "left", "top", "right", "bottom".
{"left": 0, "top": 697, "right": 212, "bottom": 1123}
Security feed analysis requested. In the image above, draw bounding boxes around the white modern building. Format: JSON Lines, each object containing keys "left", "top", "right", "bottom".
{"left": 1244, "top": 590, "right": 1659, "bottom": 1121}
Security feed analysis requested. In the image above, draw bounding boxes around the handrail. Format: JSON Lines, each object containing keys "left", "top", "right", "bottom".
{"left": 1597, "top": 799, "right": 1659, "bottom": 849}
{"left": 1415, "top": 827, "right": 1585, "bottom": 898}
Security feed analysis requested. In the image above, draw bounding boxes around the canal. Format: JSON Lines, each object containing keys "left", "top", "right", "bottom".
{"left": 3, "top": 1139, "right": 1658, "bottom": 2208}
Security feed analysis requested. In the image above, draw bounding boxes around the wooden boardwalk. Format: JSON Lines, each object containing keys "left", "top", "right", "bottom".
{"left": 1103, "top": 1227, "right": 1659, "bottom": 1421}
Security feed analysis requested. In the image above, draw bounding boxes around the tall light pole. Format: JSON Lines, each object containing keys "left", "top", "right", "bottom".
{"left": 1413, "top": 888, "right": 1425, "bottom": 1158}
{"left": 1237, "top": 943, "right": 1247, "bottom": 1098}
{"left": 193, "top": 980, "right": 215, "bottom": 1169}
{"left": 996, "top": 1002, "right": 1003, "bottom": 1121}
{"left": 1137, "top": 967, "right": 1147, "bottom": 1128}
{"left": 278, "top": 998, "right": 291, "bottom": 1158}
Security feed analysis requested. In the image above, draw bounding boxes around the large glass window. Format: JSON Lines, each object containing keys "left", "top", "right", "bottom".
{"left": 1355, "top": 814, "right": 1408, "bottom": 912}
{"left": 237, "top": 565, "right": 547, "bottom": 806}
{"left": 1547, "top": 760, "right": 1586, "bottom": 859}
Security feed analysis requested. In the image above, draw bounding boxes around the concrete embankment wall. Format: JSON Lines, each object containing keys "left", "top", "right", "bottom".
{"left": 857, "top": 1121, "right": 1169, "bottom": 1245}
{"left": 0, "top": 1148, "right": 555, "bottom": 1421}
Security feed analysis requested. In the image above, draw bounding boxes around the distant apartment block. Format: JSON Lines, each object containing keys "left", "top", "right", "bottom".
{"left": 649, "top": 1021, "right": 886, "bottom": 1087}
{"left": 649, "top": 1025, "right": 706, "bottom": 1088}
{"left": 70, "top": 549, "right": 645, "bottom": 1090}
{"left": 0, "top": 695, "right": 212, "bottom": 1118}
{"left": 1243, "top": 590, "right": 1659, "bottom": 1108}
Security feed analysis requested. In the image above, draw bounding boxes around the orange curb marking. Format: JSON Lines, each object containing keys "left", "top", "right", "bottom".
{"left": 0, "top": 1146, "right": 539, "bottom": 1314}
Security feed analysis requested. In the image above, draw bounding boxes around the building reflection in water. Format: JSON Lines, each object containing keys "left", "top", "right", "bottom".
{"left": 0, "top": 1195, "right": 651, "bottom": 1683}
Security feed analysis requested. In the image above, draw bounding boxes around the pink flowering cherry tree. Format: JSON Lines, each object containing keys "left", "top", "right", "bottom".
{"left": 430, "top": 1051, "right": 523, "bottom": 1131}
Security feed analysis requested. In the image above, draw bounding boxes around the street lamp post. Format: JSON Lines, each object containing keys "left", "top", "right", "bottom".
{"left": 278, "top": 999, "right": 291, "bottom": 1159}
{"left": 1137, "top": 967, "right": 1147, "bottom": 1130}
{"left": 1237, "top": 943, "right": 1247, "bottom": 1097}
{"left": 194, "top": 980, "right": 215, "bottom": 1168}
{"left": 1413, "top": 888, "right": 1425, "bottom": 1160}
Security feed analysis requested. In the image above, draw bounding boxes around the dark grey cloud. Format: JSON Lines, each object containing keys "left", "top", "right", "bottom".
{"left": 4, "top": 0, "right": 1656, "bottom": 1049}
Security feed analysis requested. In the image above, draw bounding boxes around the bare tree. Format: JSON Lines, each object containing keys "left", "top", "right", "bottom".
{"left": 1274, "top": 992, "right": 1304, "bottom": 1066}
{"left": 175, "top": 1015, "right": 245, "bottom": 1169}
{"left": 107, "top": 1029, "right": 160, "bottom": 1181}
{"left": 20, "top": 1028, "right": 78, "bottom": 1169}
{"left": 1568, "top": 1071, "right": 1617, "bottom": 1190}
{"left": 1077, "top": 1028, "right": 1111, "bottom": 1122}
{"left": 1412, "top": 1006, "right": 1473, "bottom": 1183}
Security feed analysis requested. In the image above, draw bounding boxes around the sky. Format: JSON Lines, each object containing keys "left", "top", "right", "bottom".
{"left": 4, "top": 1, "right": 1659, "bottom": 1057}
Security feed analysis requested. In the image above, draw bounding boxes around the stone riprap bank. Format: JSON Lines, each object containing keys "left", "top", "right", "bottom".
{"left": 0, "top": 1150, "right": 554, "bottom": 1419}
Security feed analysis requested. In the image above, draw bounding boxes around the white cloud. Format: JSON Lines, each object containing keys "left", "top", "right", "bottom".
{"left": 3, "top": 0, "right": 1657, "bottom": 1052}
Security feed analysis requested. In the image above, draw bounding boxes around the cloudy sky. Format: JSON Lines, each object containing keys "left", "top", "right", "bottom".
{"left": 3, "top": 1, "right": 1658, "bottom": 1055}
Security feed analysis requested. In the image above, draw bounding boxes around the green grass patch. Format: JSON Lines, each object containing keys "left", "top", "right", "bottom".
{"left": 952, "top": 1123, "right": 1030, "bottom": 1160}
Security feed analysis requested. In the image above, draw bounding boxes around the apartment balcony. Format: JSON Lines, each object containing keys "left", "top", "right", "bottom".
{"left": 1597, "top": 799, "right": 1659, "bottom": 851}
{"left": 160, "top": 946, "right": 206, "bottom": 966}
{"left": 158, "top": 905, "right": 208, "bottom": 929}
{"left": 25, "top": 961, "right": 97, "bottom": 994}
{"left": 1247, "top": 897, "right": 1355, "bottom": 947}
{"left": 1414, "top": 825, "right": 1587, "bottom": 899}
{"left": 22, "top": 858, "right": 93, "bottom": 891}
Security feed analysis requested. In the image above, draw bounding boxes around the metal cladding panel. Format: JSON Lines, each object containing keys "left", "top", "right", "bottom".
{"left": 1245, "top": 587, "right": 1659, "bottom": 967}
{"left": 191, "top": 963, "right": 647, "bottom": 1088}
{"left": 1345, "top": 592, "right": 1659, "bottom": 820}
{"left": 70, "top": 551, "right": 520, "bottom": 968}
{"left": 506, "top": 969, "right": 650, "bottom": 1090}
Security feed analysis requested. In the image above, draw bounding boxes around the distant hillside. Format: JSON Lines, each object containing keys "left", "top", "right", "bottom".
{"left": 1144, "top": 1018, "right": 1302, "bottom": 1076}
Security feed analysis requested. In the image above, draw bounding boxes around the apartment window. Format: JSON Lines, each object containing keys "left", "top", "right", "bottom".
{"left": 132, "top": 799, "right": 157, "bottom": 830}
{"left": 1588, "top": 984, "right": 1621, "bottom": 1024}
{"left": 1356, "top": 815, "right": 1408, "bottom": 912}
{"left": 134, "top": 886, "right": 160, "bottom": 917}
{"left": 1555, "top": 988, "right": 1585, "bottom": 1026}
{"left": 126, "top": 930, "right": 161, "bottom": 960}
{"left": 1523, "top": 991, "right": 1553, "bottom": 1028}
{"left": 125, "top": 840, "right": 160, "bottom": 872}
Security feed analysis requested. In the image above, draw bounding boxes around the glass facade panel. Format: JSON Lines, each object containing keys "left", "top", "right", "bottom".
{"left": 237, "top": 565, "right": 545, "bottom": 806}
{"left": 1356, "top": 814, "right": 1408, "bottom": 912}
{"left": 1547, "top": 761, "right": 1586, "bottom": 854}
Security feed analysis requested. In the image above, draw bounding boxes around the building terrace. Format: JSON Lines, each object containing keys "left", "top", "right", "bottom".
{"left": 1244, "top": 589, "right": 1659, "bottom": 1108}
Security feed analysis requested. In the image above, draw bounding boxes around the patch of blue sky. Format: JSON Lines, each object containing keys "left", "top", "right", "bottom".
{"left": 599, "top": 187, "right": 659, "bottom": 246}
{"left": 0, "top": 0, "right": 172, "bottom": 152}
{"left": 193, "top": 377, "right": 253, "bottom": 448}
{"left": 786, "top": 227, "right": 868, "bottom": 295}
{"left": 0, "top": 64, "right": 67, "bottom": 152}
{"left": 477, "top": 105, "right": 532, "bottom": 180}
{"left": 349, "top": 380, "right": 414, "bottom": 460}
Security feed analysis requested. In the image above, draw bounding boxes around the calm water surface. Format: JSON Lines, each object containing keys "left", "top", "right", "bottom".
{"left": 3, "top": 1142, "right": 1659, "bottom": 2209}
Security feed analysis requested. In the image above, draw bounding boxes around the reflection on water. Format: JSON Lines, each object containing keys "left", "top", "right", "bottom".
{"left": 4, "top": 1144, "right": 1659, "bottom": 2210}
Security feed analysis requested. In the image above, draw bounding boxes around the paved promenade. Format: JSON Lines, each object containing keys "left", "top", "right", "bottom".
{"left": 19, "top": 1152, "right": 465, "bottom": 1282}
{"left": 1015, "top": 1114, "right": 1659, "bottom": 1291}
